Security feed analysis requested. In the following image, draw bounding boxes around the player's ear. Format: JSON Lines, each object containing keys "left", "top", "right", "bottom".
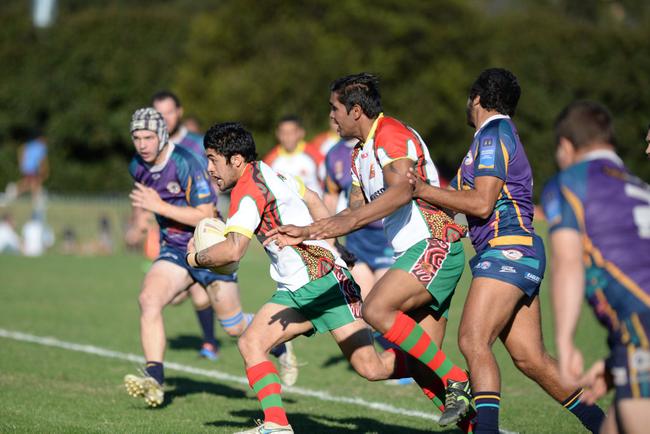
{"left": 351, "top": 104, "right": 363, "bottom": 121}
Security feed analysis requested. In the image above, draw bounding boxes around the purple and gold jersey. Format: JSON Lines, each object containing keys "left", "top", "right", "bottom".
{"left": 542, "top": 151, "right": 650, "bottom": 335}
{"left": 176, "top": 129, "right": 205, "bottom": 159}
{"left": 451, "top": 115, "right": 535, "bottom": 253}
{"left": 128, "top": 143, "right": 216, "bottom": 252}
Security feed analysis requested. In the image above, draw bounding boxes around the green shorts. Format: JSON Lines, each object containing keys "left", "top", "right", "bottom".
{"left": 392, "top": 238, "right": 465, "bottom": 318}
{"left": 270, "top": 266, "right": 362, "bottom": 335}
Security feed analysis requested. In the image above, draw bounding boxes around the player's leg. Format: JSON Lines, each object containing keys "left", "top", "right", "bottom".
{"left": 363, "top": 239, "right": 470, "bottom": 425}
{"left": 235, "top": 302, "right": 313, "bottom": 434}
{"left": 350, "top": 262, "right": 375, "bottom": 300}
{"left": 205, "top": 280, "right": 251, "bottom": 337}
{"left": 615, "top": 399, "right": 649, "bottom": 434}
{"left": 125, "top": 259, "right": 192, "bottom": 406}
{"left": 186, "top": 282, "right": 220, "bottom": 360}
{"left": 457, "top": 277, "right": 523, "bottom": 433}
{"left": 498, "top": 295, "right": 605, "bottom": 433}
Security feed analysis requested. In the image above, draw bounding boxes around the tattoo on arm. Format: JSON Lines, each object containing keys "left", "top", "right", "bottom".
{"left": 348, "top": 184, "right": 366, "bottom": 210}
{"left": 196, "top": 250, "right": 210, "bottom": 267}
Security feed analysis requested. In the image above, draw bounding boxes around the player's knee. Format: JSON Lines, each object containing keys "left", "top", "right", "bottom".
{"left": 237, "top": 332, "right": 266, "bottom": 360}
{"left": 222, "top": 324, "right": 244, "bottom": 338}
{"left": 510, "top": 349, "right": 548, "bottom": 377}
{"left": 138, "top": 289, "right": 165, "bottom": 314}
{"left": 458, "top": 327, "right": 485, "bottom": 359}
{"left": 361, "top": 300, "right": 389, "bottom": 332}
{"left": 351, "top": 359, "right": 385, "bottom": 381}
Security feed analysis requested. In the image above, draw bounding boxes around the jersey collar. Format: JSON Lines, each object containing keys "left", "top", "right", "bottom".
{"left": 580, "top": 149, "right": 623, "bottom": 166}
{"left": 474, "top": 114, "right": 510, "bottom": 137}
{"left": 364, "top": 113, "right": 384, "bottom": 144}
{"left": 149, "top": 142, "right": 175, "bottom": 173}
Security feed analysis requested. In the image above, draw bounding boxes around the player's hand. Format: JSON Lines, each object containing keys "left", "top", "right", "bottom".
{"left": 406, "top": 167, "right": 426, "bottom": 198}
{"left": 186, "top": 236, "right": 196, "bottom": 254}
{"left": 579, "top": 359, "right": 608, "bottom": 404}
{"left": 311, "top": 214, "right": 356, "bottom": 239}
{"left": 264, "top": 225, "right": 310, "bottom": 249}
{"left": 130, "top": 183, "right": 164, "bottom": 213}
{"left": 557, "top": 341, "right": 584, "bottom": 390}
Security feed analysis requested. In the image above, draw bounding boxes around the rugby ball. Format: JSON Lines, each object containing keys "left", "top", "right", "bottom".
{"left": 193, "top": 218, "right": 239, "bottom": 275}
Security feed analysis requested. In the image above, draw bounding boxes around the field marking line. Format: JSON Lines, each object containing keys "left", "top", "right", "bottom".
{"left": 0, "top": 328, "right": 518, "bottom": 434}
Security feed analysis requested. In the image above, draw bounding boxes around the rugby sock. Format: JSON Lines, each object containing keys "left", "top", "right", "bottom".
{"left": 145, "top": 361, "right": 164, "bottom": 385}
{"left": 561, "top": 388, "right": 605, "bottom": 434}
{"left": 247, "top": 360, "right": 289, "bottom": 426}
{"left": 474, "top": 392, "right": 500, "bottom": 434}
{"left": 382, "top": 311, "right": 467, "bottom": 386}
{"left": 195, "top": 305, "right": 218, "bottom": 346}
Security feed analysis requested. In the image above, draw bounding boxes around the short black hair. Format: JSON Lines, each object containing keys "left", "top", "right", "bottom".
{"left": 469, "top": 68, "right": 520, "bottom": 117}
{"left": 330, "top": 72, "right": 383, "bottom": 118}
{"left": 554, "top": 100, "right": 616, "bottom": 149}
{"left": 277, "top": 114, "right": 303, "bottom": 128}
{"left": 151, "top": 90, "right": 181, "bottom": 107}
{"left": 204, "top": 122, "right": 258, "bottom": 163}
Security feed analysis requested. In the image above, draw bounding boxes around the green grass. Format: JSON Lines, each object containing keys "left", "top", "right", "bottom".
{"left": 0, "top": 199, "right": 612, "bottom": 433}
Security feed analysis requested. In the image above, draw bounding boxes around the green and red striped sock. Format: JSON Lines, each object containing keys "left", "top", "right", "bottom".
{"left": 383, "top": 311, "right": 467, "bottom": 386}
{"left": 246, "top": 360, "right": 288, "bottom": 426}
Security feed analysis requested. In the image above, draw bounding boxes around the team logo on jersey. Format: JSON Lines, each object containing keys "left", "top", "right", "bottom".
{"left": 166, "top": 182, "right": 181, "bottom": 194}
{"left": 152, "top": 173, "right": 161, "bottom": 180}
{"left": 361, "top": 152, "right": 369, "bottom": 159}
{"left": 475, "top": 261, "right": 492, "bottom": 270}
{"left": 369, "top": 163, "right": 376, "bottom": 179}
{"left": 502, "top": 249, "right": 523, "bottom": 261}
{"left": 463, "top": 150, "right": 474, "bottom": 166}
{"left": 611, "top": 367, "right": 628, "bottom": 386}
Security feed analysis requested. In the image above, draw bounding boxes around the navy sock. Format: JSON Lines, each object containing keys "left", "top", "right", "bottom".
{"left": 195, "top": 306, "right": 217, "bottom": 346}
{"left": 562, "top": 389, "right": 605, "bottom": 434}
{"left": 474, "top": 391, "right": 500, "bottom": 434}
{"left": 270, "top": 343, "right": 287, "bottom": 358}
{"left": 145, "top": 361, "right": 164, "bottom": 385}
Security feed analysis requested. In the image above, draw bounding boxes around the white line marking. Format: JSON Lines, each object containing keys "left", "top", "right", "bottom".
{"left": 0, "top": 328, "right": 517, "bottom": 433}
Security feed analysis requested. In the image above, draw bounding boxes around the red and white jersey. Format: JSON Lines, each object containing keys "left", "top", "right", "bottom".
{"left": 351, "top": 114, "right": 466, "bottom": 254}
{"left": 225, "top": 161, "right": 346, "bottom": 292}
{"left": 263, "top": 142, "right": 323, "bottom": 196}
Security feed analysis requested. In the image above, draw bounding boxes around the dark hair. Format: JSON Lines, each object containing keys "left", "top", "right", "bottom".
{"left": 204, "top": 122, "right": 258, "bottom": 163}
{"left": 330, "top": 72, "right": 383, "bottom": 118}
{"left": 554, "top": 100, "right": 616, "bottom": 149}
{"left": 277, "top": 114, "right": 303, "bottom": 128}
{"left": 469, "top": 68, "right": 521, "bottom": 117}
{"left": 151, "top": 90, "right": 181, "bottom": 107}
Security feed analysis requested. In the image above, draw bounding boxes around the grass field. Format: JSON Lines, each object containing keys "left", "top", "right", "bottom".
{"left": 0, "top": 199, "right": 612, "bottom": 433}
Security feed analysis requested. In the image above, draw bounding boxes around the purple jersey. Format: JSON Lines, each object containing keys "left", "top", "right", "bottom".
{"left": 175, "top": 129, "right": 205, "bottom": 158}
{"left": 325, "top": 139, "right": 382, "bottom": 230}
{"left": 451, "top": 115, "right": 536, "bottom": 253}
{"left": 129, "top": 143, "right": 216, "bottom": 251}
{"left": 542, "top": 151, "right": 650, "bottom": 333}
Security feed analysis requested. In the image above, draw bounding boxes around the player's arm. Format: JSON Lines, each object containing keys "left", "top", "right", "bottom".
{"left": 124, "top": 205, "right": 149, "bottom": 246}
{"left": 129, "top": 182, "right": 213, "bottom": 226}
{"left": 188, "top": 231, "right": 251, "bottom": 268}
{"left": 550, "top": 227, "right": 586, "bottom": 385}
{"left": 323, "top": 174, "right": 341, "bottom": 215}
{"left": 408, "top": 170, "right": 502, "bottom": 219}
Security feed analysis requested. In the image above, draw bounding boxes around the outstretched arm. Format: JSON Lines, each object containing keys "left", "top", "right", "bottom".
{"left": 129, "top": 182, "right": 213, "bottom": 226}
{"left": 407, "top": 168, "right": 502, "bottom": 219}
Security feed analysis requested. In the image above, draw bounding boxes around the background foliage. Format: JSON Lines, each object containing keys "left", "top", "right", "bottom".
{"left": 0, "top": 0, "right": 648, "bottom": 193}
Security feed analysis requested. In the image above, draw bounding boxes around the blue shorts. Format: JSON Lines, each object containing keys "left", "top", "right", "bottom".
{"left": 469, "top": 234, "right": 545, "bottom": 298}
{"left": 607, "top": 312, "right": 650, "bottom": 400}
{"left": 346, "top": 226, "right": 394, "bottom": 271}
{"left": 156, "top": 245, "right": 237, "bottom": 287}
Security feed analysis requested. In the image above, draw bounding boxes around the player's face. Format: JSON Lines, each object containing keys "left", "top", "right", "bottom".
{"left": 555, "top": 137, "right": 575, "bottom": 170}
{"left": 466, "top": 97, "right": 477, "bottom": 128}
{"left": 132, "top": 130, "right": 160, "bottom": 163}
{"left": 645, "top": 128, "right": 650, "bottom": 158}
{"left": 206, "top": 149, "right": 237, "bottom": 192}
{"left": 153, "top": 98, "right": 182, "bottom": 135}
{"left": 329, "top": 92, "right": 354, "bottom": 139}
{"left": 276, "top": 121, "right": 304, "bottom": 152}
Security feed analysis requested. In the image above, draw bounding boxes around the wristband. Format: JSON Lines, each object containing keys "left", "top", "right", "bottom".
{"left": 186, "top": 252, "right": 199, "bottom": 267}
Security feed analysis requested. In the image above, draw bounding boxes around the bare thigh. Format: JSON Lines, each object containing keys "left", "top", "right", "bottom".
{"left": 140, "top": 260, "right": 193, "bottom": 307}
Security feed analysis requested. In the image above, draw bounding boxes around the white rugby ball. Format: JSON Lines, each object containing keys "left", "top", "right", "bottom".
{"left": 193, "top": 218, "right": 239, "bottom": 275}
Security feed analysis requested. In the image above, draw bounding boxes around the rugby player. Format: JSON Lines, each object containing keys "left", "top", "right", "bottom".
{"left": 407, "top": 68, "right": 604, "bottom": 433}
{"left": 187, "top": 122, "right": 436, "bottom": 434}
{"left": 543, "top": 100, "right": 650, "bottom": 434}
{"left": 267, "top": 72, "right": 474, "bottom": 427}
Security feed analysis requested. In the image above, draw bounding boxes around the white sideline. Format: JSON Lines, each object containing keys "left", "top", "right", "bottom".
{"left": 0, "top": 328, "right": 518, "bottom": 434}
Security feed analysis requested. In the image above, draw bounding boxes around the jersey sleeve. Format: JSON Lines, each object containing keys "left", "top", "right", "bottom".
{"left": 541, "top": 175, "right": 580, "bottom": 234}
{"left": 277, "top": 172, "right": 306, "bottom": 198}
{"left": 350, "top": 146, "right": 362, "bottom": 187}
{"left": 177, "top": 154, "right": 216, "bottom": 207}
{"left": 128, "top": 158, "right": 139, "bottom": 181}
{"left": 474, "top": 127, "right": 509, "bottom": 180}
{"left": 225, "top": 179, "right": 266, "bottom": 239}
{"left": 373, "top": 122, "right": 420, "bottom": 168}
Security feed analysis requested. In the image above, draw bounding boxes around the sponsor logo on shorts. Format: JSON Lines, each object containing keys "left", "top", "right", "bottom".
{"left": 612, "top": 367, "right": 628, "bottom": 386}
{"left": 502, "top": 249, "right": 523, "bottom": 261}
{"left": 475, "top": 261, "right": 492, "bottom": 270}
{"left": 499, "top": 265, "right": 517, "bottom": 273}
{"left": 159, "top": 252, "right": 179, "bottom": 260}
{"left": 166, "top": 181, "right": 181, "bottom": 194}
{"left": 524, "top": 272, "right": 541, "bottom": 283}
{"left": 632, "top": 349, "right": 650, "bottom": 371}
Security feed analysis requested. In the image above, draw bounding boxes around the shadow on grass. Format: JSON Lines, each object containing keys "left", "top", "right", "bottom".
{"left": 207, "top": 409, "right": 459, "bottom": 433}
{"left": 167, "top": 334, "right": 205, "bottom": 351}
{"left": 161, "top": 376, "right": 247, "bottom": 407}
